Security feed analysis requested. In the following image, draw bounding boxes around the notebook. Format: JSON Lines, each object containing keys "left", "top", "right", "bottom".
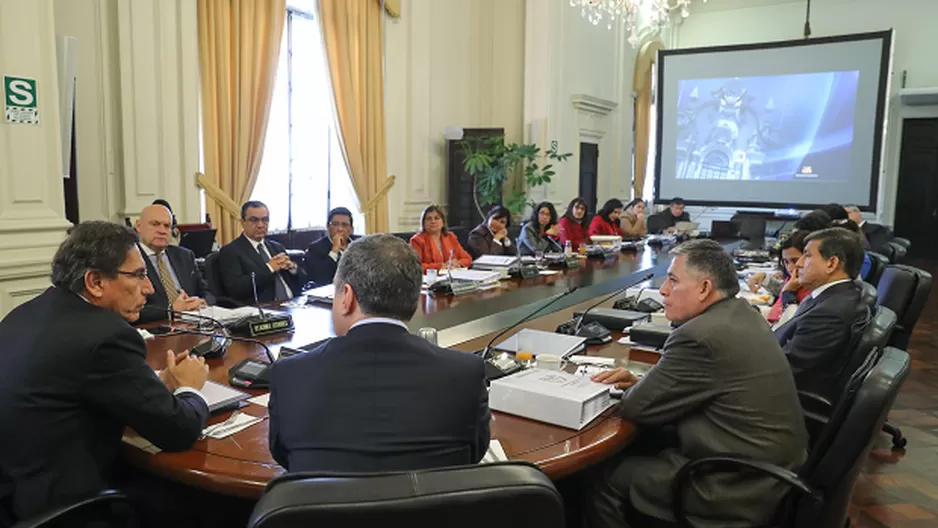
{"left": 492, "top": 329, "right": 587, "bottom": 359}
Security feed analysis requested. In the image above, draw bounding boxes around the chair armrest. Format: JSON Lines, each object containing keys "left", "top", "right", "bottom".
{"left": 797, "top": 390, "right": 832, "bottom": 411}
{"left": 12, "top": 490, "right": 130, "bottom": 528}
{"left": 671, "top": 457, "right": 819, "bottom": 528}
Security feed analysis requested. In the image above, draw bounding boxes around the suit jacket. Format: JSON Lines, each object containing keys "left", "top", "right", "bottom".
{"left": 619, "top": 297, "right": 807, "bottom": 527}
{"left": 518, "top": 222, "right": 562, "bottom": 256}
{"left": 137, "top": 244, "right": 215, "bottom": 323}
{"left": 774, "top": 280, "right": 867, "bottom": 398}
{"left": 304, "top": 235, "right": 360, "bottom": 287}
{"left": 0, "top": 287, "right": 209, "bottom": 519}
{"left": 466, "top": 223, "right": 513, "bottom": 259}
{"left": 862, "top": 222, "right": 892, "bottom": 253}
{"left": 217, "top": 235, "right": 307, "bottom": 303}
{"left": 409, "top": 232, "right": 473, "bottom": 272}
{"left": 268, "top": 322, "right": 490, "bottom": 472}
{"left": 647, "top": 210, "right": 690, "bottom": 234}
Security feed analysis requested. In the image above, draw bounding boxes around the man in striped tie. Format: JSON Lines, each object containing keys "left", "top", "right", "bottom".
{"left": 135, "top": 204, "right": 214, "bottom": 323}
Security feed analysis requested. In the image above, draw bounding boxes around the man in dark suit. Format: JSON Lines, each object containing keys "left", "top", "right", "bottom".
{"left": 304, "top": 207, "right": 359, "bottom": 287}
{"left": 774, "top": 227, "right": 869, "bottom": 399}
{"left": 647, "top": 197, "right": 691, "bottom": 234}
{"left": 845, "top": 204, "right": 892, "bottom": 252}
{"left": 268, "top": 234, "right": 491, "bottom": 472}
{"left": 590, "top": 240, "right": 807, "bottom": 528}
{"left": 135, "top": 204, "right": 214, "bottom": 322}
{"left": 218, "top": 201, "right": 306, "bottom": 303}
{"left": 0, "top": 221, "right": 209, "bottom": 521}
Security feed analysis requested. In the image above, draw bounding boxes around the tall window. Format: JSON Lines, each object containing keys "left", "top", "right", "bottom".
{"left": 251, "top": 1, "right": 363, "bottom": 233}
{"left": 643, "top": 62, "right": 657, "bottom": 202}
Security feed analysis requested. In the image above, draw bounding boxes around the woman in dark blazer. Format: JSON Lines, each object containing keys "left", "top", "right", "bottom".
{"left": 467, "top": 206, "right": 514, "bottom": 259}
{"left": 518, "top": 201, "right": 562, "bottom": 256}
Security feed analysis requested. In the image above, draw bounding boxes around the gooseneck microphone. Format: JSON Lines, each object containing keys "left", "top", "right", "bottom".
{"left": 480, "top": 285, "right": 579, "bottom": 362}
{"left": 177, "top": 328, "right": 276, "bottom": 364}
{"left": 574, "top": 272, "right": 655, "bottom": 334}
{"left": 250, "top": 271, "right": 267, "bottom": 319}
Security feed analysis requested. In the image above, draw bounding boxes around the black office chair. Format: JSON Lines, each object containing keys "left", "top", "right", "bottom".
{"left": 857, "top": 279, "right": 877, "bottom": 309}
{"left": 886, "top": 241, "right": 907, "bottom": 263}
{"left": 891, "top": 237, "right": 911, "bottom": 250}
{"left": 797, "top": 305, "right": 896, "bottom": 447}
{"left": 670, "top": 347, "right": 910, "bottom": 528}
{"left": 10, "top": 490, "right": 136, "bottom": 528}
{"left": 202, "top": 252, "right": 241, "bottom": 308}
{"left": 876, "top": 264, "right": 932, "bottom": 350}
{"left": 864, "top": 252, "right": 889, "bottom": 286}
{"left": 247, "top": 462, "right": 564, "bottom": 528}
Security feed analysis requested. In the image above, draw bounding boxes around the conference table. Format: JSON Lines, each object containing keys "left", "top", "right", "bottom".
{"left": 124, "top": 242, "right": 683, "bottom": 500}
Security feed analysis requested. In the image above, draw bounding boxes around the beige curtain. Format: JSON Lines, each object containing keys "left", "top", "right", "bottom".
{"left": 633, "top": 40, "right": 665, "bottom": 199}
{"left": 320, "top": 0, "right": 394, "bottom": 234}
{"left": 197, "top": 0, "right": 286, "bottom": 243}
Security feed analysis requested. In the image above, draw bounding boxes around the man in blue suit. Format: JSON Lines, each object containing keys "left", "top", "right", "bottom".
{"left": 268, "top": 234, "right": 491, "bottom": 472}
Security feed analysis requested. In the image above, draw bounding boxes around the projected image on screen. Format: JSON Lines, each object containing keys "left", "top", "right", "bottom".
{"left": 674, "top": 71, "right": 859, "bottom": 182}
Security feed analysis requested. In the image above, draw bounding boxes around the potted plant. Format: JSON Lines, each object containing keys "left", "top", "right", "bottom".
{"left": 459, "top": 136, "right": 572, "bottom": 221}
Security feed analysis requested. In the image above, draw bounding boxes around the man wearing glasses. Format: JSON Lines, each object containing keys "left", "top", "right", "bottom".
{"left": 218, "top": 201, "right": 307, "bottom": 303}
{"left": 0, "top": 221, "right": 209, "bottom": 522}
{"left": 305, "top": 207, "right": 359, "bottom": 287}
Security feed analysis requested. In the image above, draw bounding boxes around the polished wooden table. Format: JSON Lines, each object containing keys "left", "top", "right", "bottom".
{"left": 124, "top": 247, "right": 672, "bottom": 499}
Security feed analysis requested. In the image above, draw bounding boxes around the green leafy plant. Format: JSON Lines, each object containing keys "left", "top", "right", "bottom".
{"left": 459, "top": 136, "right": 572, "bottom": 221}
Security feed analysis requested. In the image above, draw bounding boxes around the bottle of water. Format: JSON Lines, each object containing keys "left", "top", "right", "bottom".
{"left": 564, "top": 240, "right": 572, "bottom": 257}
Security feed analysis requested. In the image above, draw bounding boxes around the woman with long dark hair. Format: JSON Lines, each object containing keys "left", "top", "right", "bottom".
{"left": 466, "top": 205, "right": 514, "bottom": 258}
{"left": 557, "top": 198, "right": 588, "bottom": 250}
{"left": 587, "top": 198, "right": 625, "bottom": 239}
{"left": 518, "top": 201, "right": 562, "bottom": 256}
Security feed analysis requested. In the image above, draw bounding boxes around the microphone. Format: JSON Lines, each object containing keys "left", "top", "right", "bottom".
{"left": 250, "top": 271, "right": 267, "bottom": 319}
{"left": 574, "top": 272, "right": 655, "bottom": 334}
{"left": 142, "top": 306, "right": 229, "bottom": 358}
{"left": 177, "top": 328, "right": 275, "bottom": 364}
{"left": 480, "top": 285, "right": 579, "bottom": 362}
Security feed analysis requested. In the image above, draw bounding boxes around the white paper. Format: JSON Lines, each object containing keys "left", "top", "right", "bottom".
{"left": 181, "top": 306, "right": 261, "bottom": 325}
{"left": 137, "top": 329, "right": 154, "bottom": 340}
{"left": 203, "top": 413, "right": 266, "bottom": 439}
{"left": 248, "top": 393, "right": 270, "bottom": 407}
{"left": 480, "top": 440, "right": 509, "bottom": 464}
{"left": 567, "top": 356, "right": 616, "bottom": 366}
{"left": 538, "top": 270, "right": 562, "bottom": 276}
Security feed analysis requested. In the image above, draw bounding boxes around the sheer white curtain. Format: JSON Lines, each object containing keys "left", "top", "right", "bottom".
{"left": 643, "top": 63, "right": 658, "bottom": 203}
{"left": 252, "top": 2, "right": 363, "bottom": 234}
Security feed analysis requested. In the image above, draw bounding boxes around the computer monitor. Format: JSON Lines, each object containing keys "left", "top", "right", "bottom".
{"left": 179, "top": 228, "right": 217, "bottom": 258}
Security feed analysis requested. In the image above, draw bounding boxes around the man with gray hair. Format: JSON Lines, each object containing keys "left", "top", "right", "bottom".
{"left": 589, "top": 239, "right": 807, "bottom": 528}
{"left": 0, "top": 221, "right": 209, "bottom": 521}
{"left": 268, "top": 234, "right": 490, "bottom": 472}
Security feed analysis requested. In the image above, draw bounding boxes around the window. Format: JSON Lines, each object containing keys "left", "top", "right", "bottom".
{"left": 643, "top": 62, "right": 657, "bottom": 202}
{"left": 251, "top": 2, "right": 363, "bottom": 234}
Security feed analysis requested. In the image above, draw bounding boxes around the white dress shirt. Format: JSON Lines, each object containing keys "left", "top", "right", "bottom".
{"left": 349, "top": 317, "right": 410, "bottom": 331}
{"left": 250, "top": 238, "right": 295, "bottom": 298}
{"left": 810, "top": 278, "right": 852, "bottom": 300}
{"left": 140, "top": 243, "right": 181, "bottom": 292}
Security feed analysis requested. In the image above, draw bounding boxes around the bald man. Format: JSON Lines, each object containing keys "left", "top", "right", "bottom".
{"left": 135, "top": 205, "right": 214, "bottom": 323}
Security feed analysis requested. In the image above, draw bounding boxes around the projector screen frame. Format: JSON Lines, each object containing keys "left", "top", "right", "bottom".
{"left": 653, "top": 30, "right": 893, "bottom": 212}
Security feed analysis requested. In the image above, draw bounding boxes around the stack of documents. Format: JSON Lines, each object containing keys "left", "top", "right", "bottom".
{"left": 180, "top": 306, "right": 262, "bottom": 326}
{"left": 472, "top": 255, "right": 519, "bottom": 271}
{"left": 489, "top": 369, "right": 616, "bottom": 430}
{"left": 492, "top": 328, "right": 586, "bottom": 359}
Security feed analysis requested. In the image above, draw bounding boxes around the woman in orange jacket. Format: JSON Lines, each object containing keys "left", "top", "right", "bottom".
{"left": 409, "top": 205, "right": 473, "bottom": 272}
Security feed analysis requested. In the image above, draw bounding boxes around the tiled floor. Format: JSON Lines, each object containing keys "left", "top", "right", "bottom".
{"left": 849, "top": 261, "right": 938, "bottom": 527}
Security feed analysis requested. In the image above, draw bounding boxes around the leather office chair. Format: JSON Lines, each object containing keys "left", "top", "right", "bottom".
{"left": 670, "top": 347, "right": 910, "bottom": 528}
{"left": 864, "top": 252, "right": 889, "bottom": 286}
{"left": 247, "top": 462, "right": 564, "bottom": 528}
{"left": 202, "top": 252, "right": 241, "bottom": 308}
{"left": 876, "top": 265, "right": 932, "bottom": 350}
{"left": 797, "top": 305, "right": 896, "bottom": 447}
{"left": 886, "top": 241, "right": 907, "bottom": 263}
{"left": 9, "top": 490, "right": 136, "bottom": 528}
{"left": 891, "top": 237, "right": 911, "bottom": 250}
{"left": 857, "top": 280, "right": 877, "bottom": 308}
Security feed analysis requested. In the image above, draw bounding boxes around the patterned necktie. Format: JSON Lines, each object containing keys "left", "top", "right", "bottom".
{"left": 156, "top": 252, "right": 179, "bottom": 303}
{"left": 256, "top": 243, "right": 290, "bottom": 301}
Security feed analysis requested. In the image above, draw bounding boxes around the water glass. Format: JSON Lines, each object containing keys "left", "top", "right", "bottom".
{"left": 426, "top": 269, "right": 438, "bottom": 283}
{"left": 417, "top": 327, "right": 438, "bottom": 345}
{"left": 536, "top": 354, "right": 563, "bottom": 371}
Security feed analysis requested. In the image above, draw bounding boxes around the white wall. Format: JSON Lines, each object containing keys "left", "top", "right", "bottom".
{"left": 53, "top": 0, "right": 201, "bottom": 225}
{"left": 384, "top": 0, "right": 526, "bottom": 231}
{"left": 675, "top": 0, "right": 938, "bottom": 225}
{"left": 524, "top": 0, "right": 646, "bottom": 214}
{"left": 0, "top": 0, "right": 72, "bottom": 314}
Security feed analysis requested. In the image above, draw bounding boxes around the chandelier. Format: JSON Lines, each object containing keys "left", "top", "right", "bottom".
{"left": 569, "top": 0, "right": 707, "bottom": 46}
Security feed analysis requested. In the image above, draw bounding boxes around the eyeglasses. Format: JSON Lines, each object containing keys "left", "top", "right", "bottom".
{"left": 329, "top": 221, "right": 352, "bottom": 228}
{"left": 116, "top": 269, "right": 149, "bottom": 281}
{"left": 246, "top": 216, "right": 270, "bottom": 224}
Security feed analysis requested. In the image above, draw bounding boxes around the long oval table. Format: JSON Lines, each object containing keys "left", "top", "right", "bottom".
{"left": 124, "top": 246, "right": 673, "bottom": 499}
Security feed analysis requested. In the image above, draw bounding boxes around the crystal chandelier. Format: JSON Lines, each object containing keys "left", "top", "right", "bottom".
{"left": 569, "top": 0, "right": 707, "bottom": 46}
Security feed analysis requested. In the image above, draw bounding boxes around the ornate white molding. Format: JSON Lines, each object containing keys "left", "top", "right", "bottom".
{"left": 571, "top": 94, "right": 619, "bottom": 117}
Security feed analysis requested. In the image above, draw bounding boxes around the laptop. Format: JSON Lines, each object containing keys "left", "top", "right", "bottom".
{"left": 179, "top": 228, "right": 217, "bottom": 258}
{"left": 710, "top": 220, "right": 740, "bottom": 239}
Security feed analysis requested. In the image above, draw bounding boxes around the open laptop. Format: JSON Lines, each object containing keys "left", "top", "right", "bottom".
{"left": 179, "top": 228, "right": 217, "bottom": 258}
